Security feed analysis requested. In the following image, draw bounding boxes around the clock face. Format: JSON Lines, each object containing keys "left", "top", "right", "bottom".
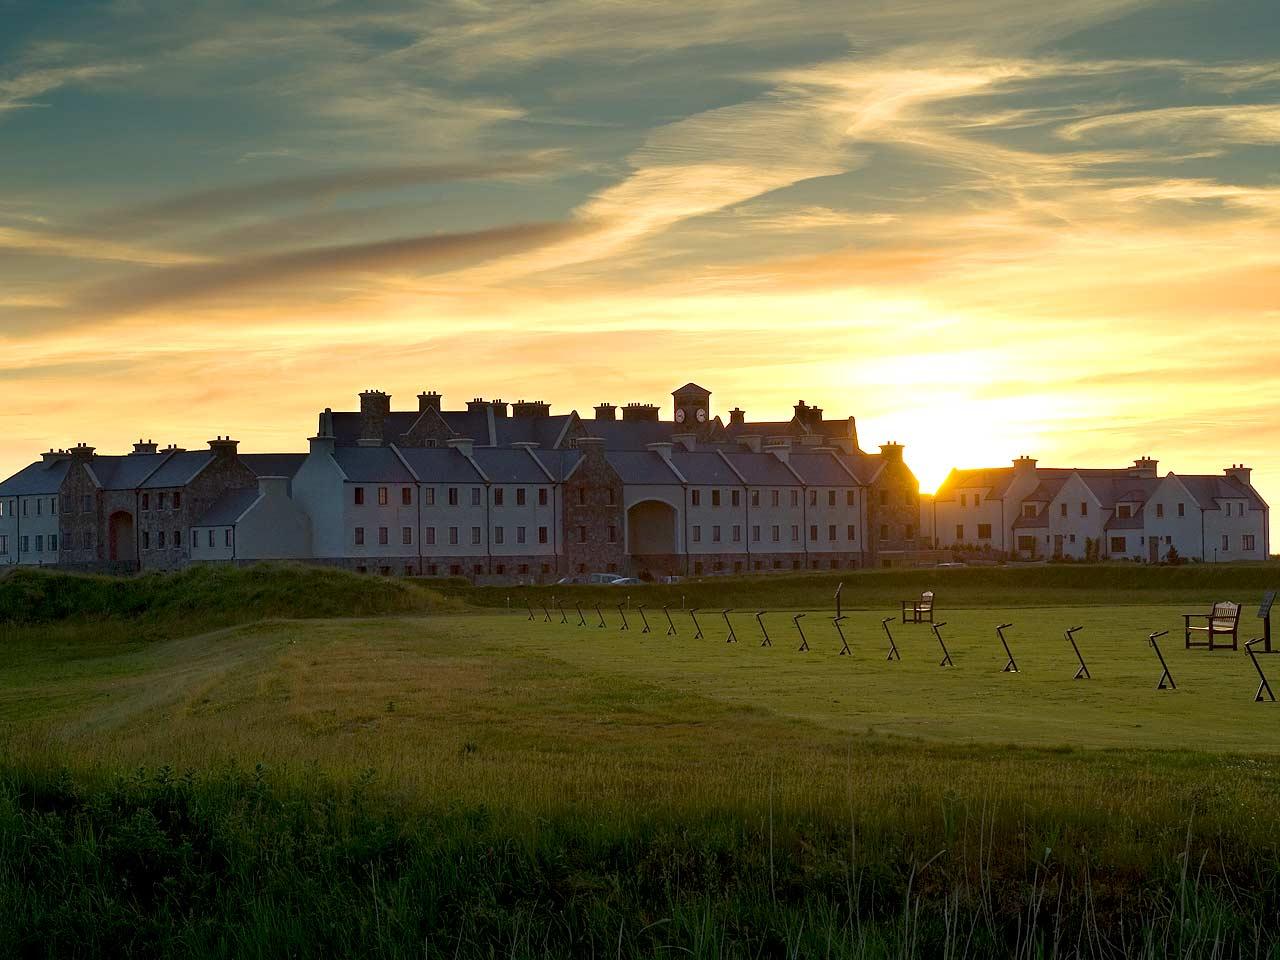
{"left": 675, "top": 408, "right": 686, "bottom": 423}
{"left": 696, "top": 408, "right": 707, "bottom": 423}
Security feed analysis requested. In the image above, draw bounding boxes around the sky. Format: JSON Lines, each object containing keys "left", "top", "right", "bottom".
{"left": 2, "top": 0, "right": 1278, "bottom": 538}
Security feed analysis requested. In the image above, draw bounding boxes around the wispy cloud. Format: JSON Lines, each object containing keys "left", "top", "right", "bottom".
{"left": 0, "top": 62, "right": 138, "bottom": 116}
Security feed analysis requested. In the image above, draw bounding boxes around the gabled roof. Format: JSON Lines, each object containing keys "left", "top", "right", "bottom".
{"left": 720, "top": 451, "right": 802, "bottom": 485}
{"left": 139, "top": 451, "right": 214, "bottom": 489}
{"left": 392, "top": 447, "right": 483, "bottom": 484}
{"left": 88, "top": 453, "right": 171, "bottom": 490}
{"left": 331, "top": 446, "right": 416, "bottom": 483}
{"left": 194, "top": 488, "right": 260, "bottom": 527}
{"left": 1012, "top": 509, "right": 1048, "bottom": 529}
{"left": 493, "top": 415, "right": 575, "bottom": 449}
{"left": 1174, "top": 475, "right": 1266, "bottom": 511}
{"left": 1077, "top": 474, "right": 1161, "bottom": 509}
{"left": 0, "top": 458, "right": 71, "bottom": 497}
{"left": 240, "top": 453, "right": 306, "bottom": 479}
{"left": 584, "top": 419, "right": 682, "bottom": 450}
{"left": 673, "top": 382, "right": 710, "bottom": 395}
{"left": 605, "top": 451, "right": 680, "bottom": 484}
{"left": 787, "top": 452, "right": 857, "bottom": 485}
{"left": 670, "top": 450, "right": 739, "bottom": 485}
{"left": 530, "top": 449, "right": 582, "bottom": 481}
{"left": 933, "top": 467, "right": 1016, "bottom": 501}
{"left": 839, "top": 452, "right": 884, "bottom": 485}
{"left": 470, "top": 448, "right": 551, "bottom": 484}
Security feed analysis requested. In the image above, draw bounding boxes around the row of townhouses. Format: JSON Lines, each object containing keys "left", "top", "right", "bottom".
{"left": 926, "top": 456, "right": 1270, "bottom": 562}
{"left": 0, "top": 383, "right": 924, "bottom": 580}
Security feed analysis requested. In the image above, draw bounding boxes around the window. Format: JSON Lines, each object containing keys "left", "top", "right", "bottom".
{"left": 960, "top": 494, "right": 967, "bottom": 507}
{"left": 732, "top": 490, "right": 741, "bottom": 507}
{"left": 424, "top": 488, "right": 435, "bottom": 506}
{"left": 846, "top": 491, "right": 855, "bottom": 506}
{"left": 752, "top": 525, "right": 760, "bottom": 542}
{"left": 1178, "top": 503, "right": 1185, "bottom": 517}
{"left": 538, "top": 526, "right": 548, "bottom": 544}
{"left": 809, "top": 524, "right": 818, "bottom": 542}
{"left": 793, "top": 490, "right": 801, "bottom": 507}
{"left": 751, "top": 491, "right": 760, "bottom": 508}
{"left": 1222, "top": 535, "right": 1230, "bottom": 551}
{"left": 449, "top": 527, "right": 459, "bottom": 545}
{"left": 1117, "top": 504, "right": 1131, "bottom": 519}
{"left": 494, "top": 488, "right": 504, "bottom": 506}
{"left": 692, "top": 525, "right": 701, "bottom": 543}
{"left": 1244, "top": 535, "right": 1256, "bottom": 551}
{"left": 828, "top": 490, "right": 836, "bottom": 507}
{"left": 771, "top": 525, "right": 780, "bottom": 542}
{"left": 158, "top": 531, "right": 166, "bottom": 548}
{"left": 1, "top": 535, "right": 8, "bottom": 553}
{"left": 448, "top": 487, "right": 459, "bottom": 506}
{"left": 82, "top": 495, "right": 91, "bottom": 512}
{"left": 402, "top": 526, "right": 413, "bottom": 545}
{"left": 955, "top": 524, "right": 964, "bottom": 540}
{"left": 1080, "top": 502, "right": 1088, "bottom": 517}
{"left": 1023, "top": 504, "right": 1038, "bottom": 518}
{"left": 880, "top": 524, "right": 889, "bottom": 540}
{"left": 158, "top": 492, "right": 167, "bottom": 509}
{"left": 712, "top": 525, "right": 721, "bottom": 543}
{"left": 377, "top": 527, "right": 388, "bottom": 545}
{"left": 20, "top": 536, "right": 28, "bottom": 553}
{"left": 1060, "top": 503, "right": 1067, "bottom": 517}
{"left": 208, "top": 530, "right": 215, "bottom": 548}
{"left": 425, "top": 527, "right": 436, "bottom": 545}
{"left": 879, "top": 490, "right": 888, "bottom": 506}
{"left": 577, "top": 525, "right": 587, "bottom": 543}
{"left": 711, "top": 490, "right": 720, "bottom": 507}
{"left": 607, "top": 489, "right": 616, "bottom": 506}
{"left": 1110, "top": 536, "right": 1127, "bottom": 553}
{"left": 538, "top": 488, "right": 548, "bottom": 506}
{"left": 516, "top": 488, "right": 526, "bottom": 506}
{"left": 974, "top": 495, "right": 980, "bottom": 508}
{"left": 517, "top": 526, "right": 527, "bottom": 544}
{"left": 1070, "top": 534, "right": 1077, "bottom": 543}
{"left": 224, "top": 529, "right": 232, "bottom": 547}
{"left": 1156, "top": 503, "right": 1164, "bottom": 519}
{"left": 828, "top": 524, "right": 836, "bottom": 541}
{"left": 691, "top": 490, "right": 701, "bottom": 507}
{"left": 83, "top": 531, "right": 92, "bottom": 549}
{"left": 173, "top": 492, "right": 181, "bottom": 509}
{"left": 354, "top": 487, "right": 365, "bottom": 505}
{"left": 142, "top": 493, "right": 150, "bottom": 510}
{"left": 471, "top": 488, "right": 482, "bottom": 506}
{"left": 402, "top": 487, "right": 412, "bottom": 506}
{"left": 143, "top": 531, "right": 150, "bottom": 549}
{"left": 732, "top": 525, "right": 742, "bottom": 542}
{"left": 847, "top": 525, "right": 856, "bottom": 541}
{"left": 792, "top": 525, "right": 800, "bottom": 542}
{"left": 1226, "top": 503, "right": 1232, "bottom": 517}
{"left": 1017, "top": 535, "right": 1036, "bottom": 552}
{"left": 355, "top": 527, "right": 365, "bottom": 545}
{"left": 472, "top": 526, "right": 482, "bottom": 545}
{"left": 977, "top": 524, "right": 992, "bottom": 540}
{"left": 771, "top": 490, "right": 780, "bottom": 507}
{"left": 173, "top": 530, "right": 181, "bottom": 547}
{"left": 608, "top": 525, "right": 618, "bottom": 543}
{"left": 34, "top": 535, "right": 43, "bottom": 552}
{"left": 49, "top": 535, "right": 58, "bottom": 551}
{"left": 494, "top": 527, "right": 504, "bottom": 545}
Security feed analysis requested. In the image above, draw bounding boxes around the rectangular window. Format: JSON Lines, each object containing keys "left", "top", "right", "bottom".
{"left": 448, "top": 488, "right": 458, "bottom": 506}
{"left": 732, "top": 525, "right": 741, "bottom": 542}
{"left": 424, "top": 488, "right": 435, "bottom": 506}
{"left": 517, "top": 526, "right": 527, "bottom": 544}
{"left": 402, "top": 487, "right": 413, "bottom": 506}
{"left": 1017, "top": 535, "right": 1036, "bottom": 552}
{"left": 142, "top": 493, "right": 150, "bottom": 510}
{"left": 711, "top": 489, "right": 721, "bottom": 507}
{"left": 402, "top": 526, "right": 413, "bottom": 545}
{"left": 355, "top": 527, "right": 365, "bottom": 545}
{"left": 828, "top": 490, "right": 836, "bottom": 507}
{"left": 771, "top": 490, "right": 780, "bottom": 507}
{"left": 955, "top": 524, "right": 964, "bottom": 540}
{"left": 378, "top": 527, "right": 388, "bottom": 545}
{"left": 793, "top": 490, "right": 802, "bottom": 507}
{"left": 158, "top": 492, "right": 166, "bottom": 509}
{"left": 1226, "top": 503, "right": 1232, "bottom": 516}
{"left": 1117, "top": 504, "right": 1132, "bottom": 519}
{"left": 607, "top": 488, "right": 616, "bottom": 506}
{"left": 83, "top": 531, "right": 92, "bottom": 549}
{"left": 143, "top": 531, "right": 150, "bottom": 549}
{"left": 50, "top": 533, "right": 59, "bottom": 551}
{"left": 960, "top": 494, "right": 967, "bottom": 507}
{"left": 516, "top": 488, "right": 526, "bottom": 506}
{"left": 20, "top": 536, "right": 29, "bottom": 553}
{"left": 752, "top": 525, "right": 760, "bottom": 542}
{"left": 472, "top": 526, "right": 482, "bottom": 545}
{"left": 1060, "top": 503, "right": 1067, "bottom": 517}
{"left": 538, "top": 526, "right": 548, "bottom": 544}
{"left": 34, "top": 535, "right": 43, "bottom": 552}
{"left": 538, "top": 488, "right": 548, "bottom": 506}
{"left": 425, "top": 527, "right": 436, "bottom": 545}
{"left": 354, "top": 487, "right": 365, "bottom": 505}
{"left": 608, "top": 525, "right": 618, "bottom": 543}
{"left": 712, "top": 525, "right": 721, "bottom": 543}
{"left": 847, "top": 525, "right": 856, "bottom": 541}
{"left": 578, "top": 488, "right": 586, "bottom": 506}
{"left": 1244, "top": 534, "right": 1256, "bottom": 551}
{"left": 82, "top": 495, "right": 92, "bottom": 512}
{"left": 809, "top": 524, "right": 818, "bottom": 542}
{"left": 731, "top": 490, "right": 741, "bottom": 507}
{"left": 692, "top": 525, "right": 701, "bottom": 543}
{"left": 879, "top": 490, "right": 888, "bottom": 506}
{"left": 494, "top": 527, "right": 504, "bottom": 545}
{"left": 173, "top": 530, "right": 181, "bottom": 547}
{"left": 880, "top": 524, "right": 889, "bottom": 540}
{"left": 828, "top": 524, "right": 836, "bottom": 541}
{"left": 449, "top": 527, "right": 459, "bottom": 545}
{"left": 1080, "top": 502, "right": 1088, "bottom": 516}
{"left": 751, "top": 490, "right": 760, "bottom": 507}
{"left": 846, "top": 491, "right": 855, "bottom": 506}
{"left": 978, "top": 523, "right": 992, "bottom": 540}
{"left": 1222, "top": 534, "right": 1229, "bottom": 551}
{"left": 208, "top": 530, "right": 215, "bottom": 548}
{"left": 1178, "top": 502, "right": 1185, "bottom": 517}
{"left": 494, "top": 488, "right": 504, "bottom": 506}
{"left": 792, "top": 525, "right": 801, "bottom": 542}
{"left": 224, "top": 529, "right": 232, "bottom": 547}
{"left": 577, "top": 525, "right": 587, "bottom": 544}
{"left": 1110, "top": 536, "right": 1126, "bottom": 553}
{"left": 1156, "top": 503, "right": 1164, "bottom": 519}
{"left": 1, "top": 535, "right": 8, "bottom": 553}
{"left": 471, "top": 488, "right": 481, "bottom": 506}
{"left": 691, "top": 489, "right": 701, "bottom": 506}
{"left": 173, "top": 492, "right": 181, "bottom": 509}
{"left": 771, "top": 525, "right": 780, "bottom": 542}
{"left": 1023, "top": 504, "right": 1038, "bottom": 518}
{"left": 809, "top": 490, "right": 818, "bottom": 507}
{"left": 158, "top": 531, "right": 166, "bottom": 548}
{"left": 974, "top": 494, "right": 980, "bottom": 508}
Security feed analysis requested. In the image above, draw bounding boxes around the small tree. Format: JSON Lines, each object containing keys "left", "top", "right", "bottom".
{"left": 1165, "top": 545, "right": 1182, "bottom": 566}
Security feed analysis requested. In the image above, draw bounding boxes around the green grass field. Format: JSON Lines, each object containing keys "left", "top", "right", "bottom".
{"left": 2, "top": 566, "right": 1280, "bottom": 957}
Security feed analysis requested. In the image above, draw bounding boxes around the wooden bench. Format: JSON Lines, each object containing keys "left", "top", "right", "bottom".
{"left": 901, "top": 590, "right": 935, "bottom": 624}
{"left": 1184, "top": 601, "right": 1241, "bottom": 650}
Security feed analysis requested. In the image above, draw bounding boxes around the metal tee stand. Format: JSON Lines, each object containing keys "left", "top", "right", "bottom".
{"left": 541, "top": 602, "right": 552, "bottom": 624}
{"left": 576, "top": 603, "right": 586, "bottom": 627}
{"left": 1246, "top": 638, "right": 1276, "bottom": 702}
{"left": 638, "top": 604, "right": 651, "bottom": 634}
{"left": 556, "top": 599, "right": 568, "bottom": 625}
{"left": 1065, "top": 626, "right": 1090, "bottom": 679}
{"left": 1149, "top": 630, "right": 1174, "bottom": 690}
{"left": 594, "top": 604, "right": 606, "bottom": 629}
{"left": 996, "top": 622, "right": 1019, "bottom": 673}
{"left": 756, "top": 611, "right": 771, "bottom": 647}
{"left": 689, "top": 608, "right": 704, "bottom": 639}
{"left": 881, "top": 617, "right": 900, "bottom": 661}
{"left": 617, "top": 603, "right": 629, "bottom": 631}
{"left": 794, "top": 613, "right": 809, "bottom": 652}
{"left": 932, "top": 621, "right": 954, "bottom": 667}
{"left": 834, "top": 616, "right": 850, "bottom": 656}
{"left": 663, "top": 605, "right": 677, "bottom": 636}
{"left": 723, "top": 609, "right": 737, "bottom": 644}
{"left": 526, "top": 598, "right": 536, "bottom": 622}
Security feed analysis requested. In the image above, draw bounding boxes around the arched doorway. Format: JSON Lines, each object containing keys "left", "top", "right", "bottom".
{"left": 626, "top": 500, "right": 678, "bottom": 576}
{"left": 108, "top": 511, "right": 136, "bottom": 565}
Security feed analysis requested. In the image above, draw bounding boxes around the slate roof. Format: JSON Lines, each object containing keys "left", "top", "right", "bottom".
{"left": 0, "top": 458, "right": 71, "bottom": 497}
{"left": 670, "top": 450, "right": 740, "bottom": 485}
{"left": 88, "top": 453, "right": 171, "bottom": 490}
{"left": 1176, "top": 475, "right": 1267, "bottom": 510}
{"left": 839, "top": 452, "right": 884, "bottom": 485}
{"left": 139, "top": 451, "right": 214, "bottom": 488}
{"left": 1078, "top": 475, "right": 1161, "bottom": 509}
{"left": 933, "top": 467, "right": 1016, "bottom": 501}
{"left": 331, "top": 446, "right": 416, "bottom": 483}
{"left": 194, "top": 488, "right": 259, "bottom": 527}
{"left": 720, "top": 451, "right": 801, "bottom": 485}
{"left": 393, "top": 447, "right": 484, "bottom": 484}
{"left": 1012, "top": 510, "right": 1048, "bottom": 529}
{"left": 470, "top": 448, "right": 551, "bottom": 484}
{"left": 584, "top": 419, "right": 682, "bottom": 450}
{"left": 605, "top": 451, "right": 680, "bottom": 484}
{"left": 241, "top": 453, "right": 306, "bottom": 479}
{"left": 530, "top": 449, "right": 583, "bottom": 481}
{"left": 787, "top": 452, "right": 857, "bottom": 485}
{"left": 493, "top": 415, "right": 575, "bottom": 449}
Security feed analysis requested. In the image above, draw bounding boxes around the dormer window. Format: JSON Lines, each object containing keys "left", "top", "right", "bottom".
{"left": 1117, "top": 504, "right": 1132, "bottom": 519}
{"left": 1022, "top": 503, "right": 1037, "bottom": 518}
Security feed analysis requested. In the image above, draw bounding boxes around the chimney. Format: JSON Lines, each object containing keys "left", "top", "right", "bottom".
{"left": 69, "top": 442, "right": 96, "bottom": 462}
{"left": 764, "top": 441, "right": 790, "bottom": 464}
{"left": 646, "top": 441, "right": 673, "bottom": 462}
{"left": 576, "top": 436, "right": 606, "bottom": 464}
{"left": 622, "top": 402, "right": 659, "bottom": 422}
{"left": 447, "top": 437, "right": 475, "bottom": 457}
{"left": 810, "top": 406, "right": 823, "bottom": 424}
{"left": 793, "top": 401, "right": 811, "bottom": 424}
{"left": 359, "top": 389, "right": 390, "bottom": 446}
{"left": 130, "top": 439, "right": 158, "bottom": 455}
{"left": 257, "top": 475, "right": 289, "bottom": 499}
{"left": 208, "top": 435, "right": 240, "bottom": 459}
{"left": 162, "top": 443, "right": 186, "bottom": 453}
{"left": 513, "top": 400, "right": 551, "bottom": 418}
{"left": 418, "top": 391, "right": 441, "bottom": 413}
{"left": 1132, "top": 456, "right": 1158, "bottom": 479}
{"left": 1013, "top": 455, "right": 1038, "bottom": 475}
{"left": 672, "top": 433, "right": 697, "bottom": 452}
{"left": 729, "top": 407, "right": 746, "bottom": 427}
{"left": 594, "top": 403, "right": 617, "bottom": 421}
{"left": 466, "top": 398, "right": 488, "bottom": 414}
{"left": 737, "top": 434, "right": 763, "bottom": 453}
{"left": 1225, "top": 464, "right": 1252, "bottom": 486}
{"left": 490, "top": 399, "right": 509, "bottom": 419}
{"left": 879, "top": 442, "right": 904, "bottom": 463}
{"left": 310, "top": 408, "right": 336, "bottom": 456}
{"left": 41, "top": 449, "right": 69, "bottom": 465}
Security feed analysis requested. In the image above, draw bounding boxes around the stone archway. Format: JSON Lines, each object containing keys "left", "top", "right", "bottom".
{"left": 108, "top": 511, "right": 136, "bottom": 565}
{"left": 626, "top": 499, "right": 679, "bottom": 577}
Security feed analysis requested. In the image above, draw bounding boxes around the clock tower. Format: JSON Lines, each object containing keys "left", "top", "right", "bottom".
{"left": 672, "top": 382, "right": 711, "bottom": 428}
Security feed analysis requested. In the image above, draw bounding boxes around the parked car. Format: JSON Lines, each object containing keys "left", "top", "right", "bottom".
{"left": 555, "top": 576, "right": 590, "bottom": 585}
{"left": 588, "top": 572, "right": 625, "bottom": 584}
{"left": 609, "top": 577, "right": 644, "bottom": 586}
{"left": 659, "top": 575, "right": 684, "bottom": 584}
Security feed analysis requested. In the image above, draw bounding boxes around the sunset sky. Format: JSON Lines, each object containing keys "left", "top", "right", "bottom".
{"left": 2, "top": 0, "right": 1278, "bottom": 536}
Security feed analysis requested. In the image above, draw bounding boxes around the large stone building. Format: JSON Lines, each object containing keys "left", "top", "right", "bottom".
{"left": 0, "top": 382, "right": 925, "bottom": 579}
{"left": 929, "top": 456, "right": 1270, "bottom": 562}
